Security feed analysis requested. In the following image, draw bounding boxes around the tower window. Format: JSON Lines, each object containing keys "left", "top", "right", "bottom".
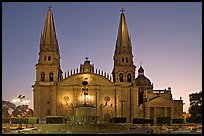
{"left": 48, "top": 56, "right": 51, "bottom": 61}
{"left": 41, "top": 72, "right": 45, "bottom": 81}
{"left": 119, "top": 73, "right": 123, "bottom": 82}
{"left": 126, "top": 58, "right": 128, "bottom": 63}
{"left": 44, "top": 56, "right": 46, "bottom": 61}
{"left": 127, "top": 73, "right": 131, "bottom": 82}
{"left": 49, "top": 72, "right": 54, "bottom": 81}
{"left": 122, "top": 57, "right": 124, "bottom": 62}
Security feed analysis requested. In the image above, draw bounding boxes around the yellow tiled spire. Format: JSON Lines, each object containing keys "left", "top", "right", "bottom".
{"left": 41, "top": 8, "right": 59, "bottom": 53}
{"left": 115, "top": 8, "right": 132, "bottom": 55}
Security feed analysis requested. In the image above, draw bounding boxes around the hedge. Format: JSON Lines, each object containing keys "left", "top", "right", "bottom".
{"left": 109, "top": 117, "right": 126, "bottom": 123}
{"left": 133, "top": 118, "right": 154, "bottom": 125}
{"left": 28, "top": 118, "right": 38, "bottom": 124}
{"left": 156, "top": 117, "right": 171, "bottom": 125}
{"left": 2, "top": 117, "right": 10, "bottom": 123}
{"left": 133, "top": 118, "right": 144, "bottom": 124}
{"left": 11, "top": 117, "right": 28, "bottom": 124}
{"left": 172, "top": 119, "right": 184, "bottom": 124}
{"left": 46, "top": 116, "right": 66, "bottom": 124}
{"left": 186, "top": 116, "right": 202, "bottom": 123}
{"left": 144, "top": 119, "right": 154, "bottom": 125}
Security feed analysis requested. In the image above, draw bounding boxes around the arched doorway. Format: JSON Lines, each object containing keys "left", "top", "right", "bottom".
{"left": 104, "top": 113, "right": 111, "bottom": 122}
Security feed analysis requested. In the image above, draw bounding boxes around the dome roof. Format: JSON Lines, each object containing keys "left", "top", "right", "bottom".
{"left": 138, "top": 66, "right": 144, "bottom": 74}
{"left": 135, "top": 75, "right": 151, "bottom": 86}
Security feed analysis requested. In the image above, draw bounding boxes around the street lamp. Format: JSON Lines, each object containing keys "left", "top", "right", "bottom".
{"left": 12, "top": 95, "right": 29, "bottom": 118}
{"left": 12, "top": 95, "right": 29, "bottom": 106}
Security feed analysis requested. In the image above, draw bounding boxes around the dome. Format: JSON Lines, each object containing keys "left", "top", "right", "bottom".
{"left": 138, "top": 66, "right": 144, "bottom": 74}
{"left": 135, "top": 75, "right": 151, "bottom": 86}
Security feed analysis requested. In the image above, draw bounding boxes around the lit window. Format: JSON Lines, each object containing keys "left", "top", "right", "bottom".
{"left": 41, "top": 72, "right": 45, "bottom": 81}
{"left": 127, "top": 73, "right": 131, "bottom": 82}
{"left": 119, "top": 73, "right": 123, "bottom": 82}
{"left": 49, "top": 73, "right": 54, "bottom": 81}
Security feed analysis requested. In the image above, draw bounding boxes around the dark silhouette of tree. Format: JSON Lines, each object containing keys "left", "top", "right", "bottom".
{"left": 12, "top": 105, "right": 29, "bottom": 117}
{"left": 2, "top": 101, "right": 16, "bottom": 117}
{"left": 189, "top": 91, "right": 202, "bottom": 116}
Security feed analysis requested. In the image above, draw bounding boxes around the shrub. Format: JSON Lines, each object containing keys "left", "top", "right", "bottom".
{"left": 186, "top": 116, "right": 202, "bottom": 123}
{"left": 133, "top": 118, "right": 144, "bottom": 124}
{"left": 156, "top": 117, "right": 171, "bottom": 125}
{"left": 110, "top": 117, "right": 126, "bottom": 123}
{"left": 46, "top": 116, "right": 66, "bottom": 124}
{"left": 28, "top": 118, "right": 37, "bottom": 124}
{"left": 144, "top": 119, "right": 154, "bottom": 126}
{"left": 2, "top": 117, "right": 10, "bottom": 123}
{"left": 172, "top": 119, "right": 184, "bottom": 124}
{"left": 11, "top": 117, "right": 20, "bottom": 124}
{"left": 20, "top": 118, "right": 28, "bottom": 124}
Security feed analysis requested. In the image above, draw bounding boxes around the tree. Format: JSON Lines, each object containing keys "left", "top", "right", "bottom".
{"left": 189, "top": 91, "right": 202, "bottom": 117}
{"left": 2, "top": 101, "right": 16, "bottom": 117}
{"left": 12, "top": 105, "right": 29, "bottom": 117}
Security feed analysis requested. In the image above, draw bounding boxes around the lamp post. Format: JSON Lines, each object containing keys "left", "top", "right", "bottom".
{"left": 12, "top": 95, "right": 29, "bottom": 118}
{"left": 12, "top": 95, "right": 29, "bottom": 106}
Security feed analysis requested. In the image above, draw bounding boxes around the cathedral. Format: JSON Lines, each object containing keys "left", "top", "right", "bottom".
{"left": 32, "top": 8, "right": 183, "bottom": 123}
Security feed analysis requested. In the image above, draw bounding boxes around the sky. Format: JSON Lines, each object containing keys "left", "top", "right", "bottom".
{"left": 2, "top": 2, "right": 202, "bottom": 113}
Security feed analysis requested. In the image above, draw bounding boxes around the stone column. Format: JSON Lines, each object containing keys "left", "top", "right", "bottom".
{"left": 154, "top": 107, "right": 157, "bottom": 124}
{"left": 164, "top": 107, "right": 167, "bottom": 117}
{"left": 145, "top": 104, "right": 149, "bottom": 119}
{"left": 171, "top": 107, "right": 174, "bottom": 119}
{"left": 51, "top": 87, "right": 57, "bottom": 116}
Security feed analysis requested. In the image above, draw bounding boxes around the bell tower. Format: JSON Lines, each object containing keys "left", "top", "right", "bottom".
{"left": 112, "top": 9, "right": 136, "bottom": 83}
{"left": 35, "top": 7, "right": 62, "bottom": 83}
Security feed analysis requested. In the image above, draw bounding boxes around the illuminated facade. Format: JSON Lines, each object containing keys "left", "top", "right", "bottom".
{"left": 32, "top": 8, "right": 183, "bottom": 123}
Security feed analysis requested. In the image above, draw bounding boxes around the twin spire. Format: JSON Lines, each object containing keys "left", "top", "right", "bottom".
{"left": 40, "top": 7, "right": 131, "bottom": 57}
{"left": 40, "top": 7, "right": 59, "bottom": 54}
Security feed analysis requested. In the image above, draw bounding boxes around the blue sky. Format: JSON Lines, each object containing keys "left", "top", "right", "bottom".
{"left": 2, "top": 2, "right": 202, "bottom": 113}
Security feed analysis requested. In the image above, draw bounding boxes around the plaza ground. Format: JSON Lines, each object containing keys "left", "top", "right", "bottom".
{"left": 2, "top": 123, "right": 202, "bottom": 134}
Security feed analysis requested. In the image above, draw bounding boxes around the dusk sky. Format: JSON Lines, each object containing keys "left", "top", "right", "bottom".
{"left": 2, "top": 2, "right": 202, "bottom": 113}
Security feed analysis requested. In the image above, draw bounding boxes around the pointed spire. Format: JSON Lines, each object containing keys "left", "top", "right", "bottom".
{"left": 138, "top": 62, "right": 144, "bottom": 75}
{"left": 42, "top": 7, "right": 59, "bottom": 53}
{"left": 115, "top": 8, "right": 132, "bottom": 54}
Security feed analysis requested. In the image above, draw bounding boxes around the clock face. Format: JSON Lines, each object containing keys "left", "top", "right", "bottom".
{"left": 63, "top": 96, "right": 69, "bottom": 102}
{"left": 104, "top": 96, "right": 110, "bottom": 102}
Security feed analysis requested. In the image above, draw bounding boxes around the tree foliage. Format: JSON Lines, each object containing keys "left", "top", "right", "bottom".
{"left": 2, "top": 100, "right": 34, "bottom": 118}
{"left": 2, "top": 101, "right": 16, "bottom": 117}
{"left": 189, "top": 91, "right": 202, "bottom": 117}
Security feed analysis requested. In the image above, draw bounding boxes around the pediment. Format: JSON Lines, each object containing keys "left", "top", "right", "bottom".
{"left": 59, "top": 73, "right": 114, "bottom": 86}
{"left": 147, "top": 96, "right": 173, "bottom": 103}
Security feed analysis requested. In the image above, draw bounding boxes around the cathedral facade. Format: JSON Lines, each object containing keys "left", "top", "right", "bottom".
{"left": 32, "top": 8, "right": 183, "bottom": 123}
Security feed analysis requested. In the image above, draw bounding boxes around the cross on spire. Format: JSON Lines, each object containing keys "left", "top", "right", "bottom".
{"left": 140, "top": 62, "right": 142, "bottom": 67}
{"left": 85, "top": 57, "right": 89, "bottom": 61}
{"left": 120, "top": 8, "right": 125, "bottom": 13}
{"left": 48, "top": 5, "right": 52, "bottom": 10}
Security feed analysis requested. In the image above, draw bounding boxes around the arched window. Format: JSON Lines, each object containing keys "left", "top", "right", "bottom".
{"left": 48, "top": 56, "right": 51, "bottom": 61}
{"left": 127, "top": 73, "right": 131, "bottom": 82}
{"left": 49, "top": 72, "right": 54, "bottom": 81}
{"left": 119, "top": 73, "right": 123, "bottom": 82}
{"left": 122, "top": 57, "right": 124, "bottom": 62}
{"left": 41, "top": 72, "right": 45, "bottom": 81}
{"left": 126, "top": 58, "right": 128, "bottom": 63}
